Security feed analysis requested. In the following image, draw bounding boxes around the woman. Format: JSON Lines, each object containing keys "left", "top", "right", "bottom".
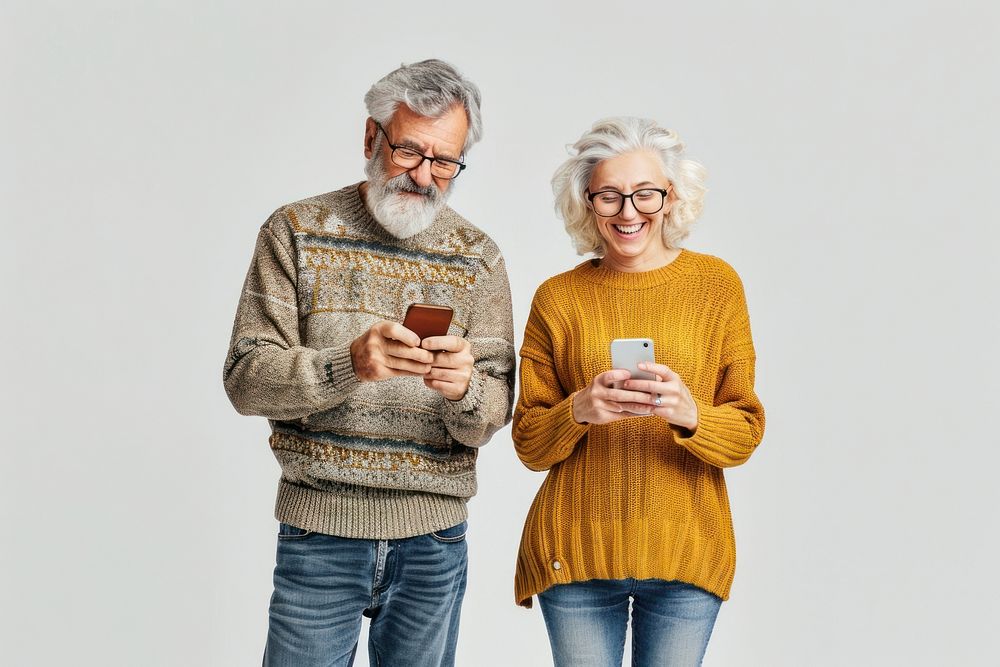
{"left": 513, "top": 117, "right": 765, "bottom": 666}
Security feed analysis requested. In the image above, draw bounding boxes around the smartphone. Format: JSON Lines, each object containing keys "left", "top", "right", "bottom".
{"left": 403, "top": 303, "right": 454, "bottom": 340}
{"left": 610, "top": 338, "right": 656, "bottom": 381}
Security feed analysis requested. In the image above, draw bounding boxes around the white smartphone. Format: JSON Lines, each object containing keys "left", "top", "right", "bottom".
{"left": 610, "top": 338, "right": 657, "bottom": 381}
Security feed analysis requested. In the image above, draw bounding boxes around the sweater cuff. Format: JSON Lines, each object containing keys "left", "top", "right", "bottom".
{"left": 444, "top": 369, "right": 485, "bottom": 416}
{"left": 545, "top": 393, "right": 591, "bottom": 460}
{"left": 559, "top": 392, "right": 591, "bottom": 436}
{"left": 670, "top": 397, "right": 753, "bottom": 468}
{"left": 318, "top": 345, "right": 362, "bottom": 399}
{"left": 517, "top": 393, "right": 590, "bottom": 470}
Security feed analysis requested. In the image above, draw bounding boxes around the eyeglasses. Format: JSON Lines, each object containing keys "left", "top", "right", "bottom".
{"left": 586, "top": 188, "right": 669, "bottom": 217}
{"left": 375, "top": 122, "right": 466, "bottom": 180}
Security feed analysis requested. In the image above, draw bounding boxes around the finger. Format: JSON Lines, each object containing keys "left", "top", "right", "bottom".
{"left": 638, "top": 361, "right": 678, "bottom": 381}
{"left": 598, "top": 402, "right": 627, "bottom": 416}
{"left": 424, "top": 377, "right": 467, "bottom": 398}
{"left": 386, "top": 340, "right": 435, "bottom": 364}
{"left": 621, "top": 378, "right": 668, "bottom": 394}
{"left": 601, "top": 387, "right": 654, "bottom": 404}
{"left": 384, "top": 367, "right": 426, "bottom": 378}
{"left": 382, "top": 321, "right": 422, "bottom": 347}
{"left": 384, "top": 355, "right": 432, "bottom": 375}
{"left": 430, "top": 353, "right": 475, "bottom": 373}
{"left": 601, "top": 409, "right": 632, "bottom": 422}
{"left": 597, "top": 369, "right": 632, "bottom": 387}
{"left": 424, "top": 367, "right": 469, "bottom": 383}
{"left": 617, "top": 402, "right": 655, "bottom": 415}
{"left": 600, "top": 403, "right": 649, "bottom": 419}
{"left": 421, "top": 335, "right": 467, "bottom": 352}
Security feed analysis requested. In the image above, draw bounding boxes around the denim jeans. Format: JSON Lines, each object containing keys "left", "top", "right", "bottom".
{"left": 537, "top": 578, "right": 723, "bottom": 667}
{"left": 263, "top": 521, "right": 468, "bottom": 667}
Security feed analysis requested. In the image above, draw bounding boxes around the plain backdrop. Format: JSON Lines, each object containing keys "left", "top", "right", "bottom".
{"left": 3, "top": 1, "right": 999, "bottom": 665}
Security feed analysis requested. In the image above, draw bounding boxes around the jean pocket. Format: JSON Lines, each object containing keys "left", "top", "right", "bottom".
{"left": 429, "top": 521, "right": 467, "bottom": 543}
{"left": 277, "top": 522, "right": 313, "bottom": 540}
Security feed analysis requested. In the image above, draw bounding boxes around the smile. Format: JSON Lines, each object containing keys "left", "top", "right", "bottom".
{"left": 613, "top": 222, "right": 645, "bottom": 235}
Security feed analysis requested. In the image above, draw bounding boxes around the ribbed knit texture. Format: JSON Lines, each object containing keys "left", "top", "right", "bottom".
{"left": 224, "top": 183, "right": 516, "bottom": 539}
{"left": 513, "top": 251, "right": 765, "bottom": 606}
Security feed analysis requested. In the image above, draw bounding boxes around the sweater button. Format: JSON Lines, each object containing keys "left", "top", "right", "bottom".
{"left": 552, "top": 560, "right": 562, "bottom": 571}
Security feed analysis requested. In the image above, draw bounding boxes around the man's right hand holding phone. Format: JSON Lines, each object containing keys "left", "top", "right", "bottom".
{"left": 350, "top": 321, "right": 434, "bottom": 381}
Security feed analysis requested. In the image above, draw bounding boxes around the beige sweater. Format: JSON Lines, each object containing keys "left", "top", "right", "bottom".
{"left": 224, "top": 184, "right": 515, "bottom": 539}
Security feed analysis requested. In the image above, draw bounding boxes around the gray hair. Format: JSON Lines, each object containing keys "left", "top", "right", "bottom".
{"left": 364, "top": 59, "right": 483, "bottom": 153}
{"left": 552, "top": 117, "right": 706, "bottom": 256}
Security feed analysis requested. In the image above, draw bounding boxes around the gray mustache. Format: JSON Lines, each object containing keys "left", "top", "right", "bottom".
{"left": 385, "top": 174, "right": 438, "bottom": 199}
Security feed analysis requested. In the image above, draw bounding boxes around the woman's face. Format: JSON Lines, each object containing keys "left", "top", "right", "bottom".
{"left": 588, "top": 150, "right": 674, "bottom": 271}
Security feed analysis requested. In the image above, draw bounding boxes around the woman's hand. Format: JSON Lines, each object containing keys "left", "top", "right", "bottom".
{"left": 571, "top": 369, "right": 658, "bottom": 424}
{"left": 622, "top": 362, "right": 699, "bottom": 431}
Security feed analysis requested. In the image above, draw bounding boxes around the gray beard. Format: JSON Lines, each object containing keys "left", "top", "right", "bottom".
{"left": 363, "top": 151, "right": 450, "bottom": 239}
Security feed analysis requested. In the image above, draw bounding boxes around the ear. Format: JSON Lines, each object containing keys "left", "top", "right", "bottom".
{"left": 363, "top": 117, "right": 377, "bottom": 159}
{"left": 663, "top": 183, "right": 677, "bottom": 214}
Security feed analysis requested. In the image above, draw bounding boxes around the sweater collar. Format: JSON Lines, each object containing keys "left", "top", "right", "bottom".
{"left": 574, "top": 249, "right": 693, "bottom": 289}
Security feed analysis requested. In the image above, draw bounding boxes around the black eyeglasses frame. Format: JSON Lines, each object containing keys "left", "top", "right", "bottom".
{"left": 374, "top": 122, "right": 466, "bottom": 180}
{"left": 586, "top": 188, "right": 670, "bottom": 217}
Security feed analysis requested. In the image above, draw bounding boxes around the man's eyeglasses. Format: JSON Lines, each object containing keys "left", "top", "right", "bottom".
{"left": 375, "top": 122, "right": 466, "bottom": 180}
{"left": 587, "top": 188, "right": 669, "bottom": 217}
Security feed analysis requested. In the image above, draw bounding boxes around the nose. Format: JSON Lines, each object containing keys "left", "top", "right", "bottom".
{"left": 409, "top": 158, "right": 435, "bottom": 188}
{"left": 618, "top": 196, "right": 638, "bottom": 221}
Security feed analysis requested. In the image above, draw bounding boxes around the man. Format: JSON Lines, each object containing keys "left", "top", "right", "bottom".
{"left": 223, "top": 59, "right": 515, "bottom": 666}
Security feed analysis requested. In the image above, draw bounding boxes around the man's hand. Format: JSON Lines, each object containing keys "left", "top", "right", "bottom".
{"left": 420, "top": 335, "right": 474, "bottom": 401}
{"left": 350, "top": 321, "right": 434, "bottom": 382}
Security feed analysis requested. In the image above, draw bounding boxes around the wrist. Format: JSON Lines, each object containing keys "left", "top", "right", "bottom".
{"left": 348, "top": 338, "right": 360, "bottom": 378}
{"left": 445, "top": 386, "right": 469, "bottom": 402}
{"left": 349, "top": 336, "right": 372, "bottom": 382}
{"left": 570, "top": 390, "right": 589, "bottom": 425}
{"left": 679, "top": 403, "right": 699, "bottom": 431}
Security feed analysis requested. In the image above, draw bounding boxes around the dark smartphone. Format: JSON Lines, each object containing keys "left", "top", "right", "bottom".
{"left": 402, "top": 303, "right": 454, "bottom": 340}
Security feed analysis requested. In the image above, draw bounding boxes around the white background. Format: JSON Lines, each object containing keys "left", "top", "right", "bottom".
{"left": 3, "top": 1, "right": 999, "bottom": 665}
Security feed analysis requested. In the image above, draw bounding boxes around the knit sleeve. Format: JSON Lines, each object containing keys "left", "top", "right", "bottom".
{"left": 222, "top": 210, "right": 360, "bottom": 420}
{"left": 512, "top": 291, "right": 590, "bottom": 471}
{"left": 440, "top": 252, "right": 516, "bottom": 447}
{"left": 671, "top": 276, "right": 765, "bottom": 467}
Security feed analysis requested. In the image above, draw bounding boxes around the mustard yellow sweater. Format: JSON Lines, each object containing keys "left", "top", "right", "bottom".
{"left": 513, "top": 250, "right": 765, "bottom": 606}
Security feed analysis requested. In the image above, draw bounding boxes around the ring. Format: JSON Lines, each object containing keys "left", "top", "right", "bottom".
{"left": 654, "top": 395, "right": 662, "bottom": 407}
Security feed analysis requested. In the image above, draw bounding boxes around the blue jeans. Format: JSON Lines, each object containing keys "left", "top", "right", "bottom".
{"left": 263, "top": 521, "right": 468, "bottom": 667}
{"left": 537, "top": 578, "right": 722, "bottom": 667}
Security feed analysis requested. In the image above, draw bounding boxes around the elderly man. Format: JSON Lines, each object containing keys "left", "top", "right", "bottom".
{"left": 223, "top": 59, "right": 515, "bottom": 666}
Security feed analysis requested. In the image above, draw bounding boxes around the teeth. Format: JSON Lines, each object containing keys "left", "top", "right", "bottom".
{"left": 614, "top": 223, "right": 643, "bottom": 234}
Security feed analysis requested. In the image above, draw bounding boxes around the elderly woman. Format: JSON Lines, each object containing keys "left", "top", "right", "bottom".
{"left": 513, "top": 117, "right": 765, "bottom": 666}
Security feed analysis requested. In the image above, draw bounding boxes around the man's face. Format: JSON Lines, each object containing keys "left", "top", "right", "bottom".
{"left": 362, "top": 103, "right": 469, "bottom": 238}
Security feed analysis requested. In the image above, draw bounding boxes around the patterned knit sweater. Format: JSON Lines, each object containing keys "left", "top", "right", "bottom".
{"left": 224, "top": 183, "right": 515, "bottom": 539}
{"left": 513, "top": 251, "right": 764, "bottom": 606}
